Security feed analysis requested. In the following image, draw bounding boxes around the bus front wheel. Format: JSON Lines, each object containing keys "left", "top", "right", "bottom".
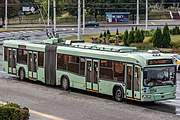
{"left": 19, "top": 68, "right": 25, "bottom": 81}
{"left": 61, "top": 77, "right": 69, "bottom": 90}
{"left": 114, "top": 86, "right": 124, "bottom": 102}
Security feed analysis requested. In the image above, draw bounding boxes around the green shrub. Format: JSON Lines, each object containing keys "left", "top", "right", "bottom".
{"left": 128, "top": 30, "right": 134, "bottom": 44}
{"left": 99, "top": 33, "right": 103, "bottom": 38}
{"left": 116, "top": 28, "right": 119, "bottom": 35}
{"left": 103, "top": 31, "right": 107, "bottom": 37}
{"left": 153, "top": 27, "right": 163, "bottom": 48}
{"left": 130, "top": 43, "right": 154, "bottom": 50}
{"left": 123, "top": 30, "right": 129, "bottom": 46}
{"left": 107, "top": 30, "right": 111, "bottom": 35}
{"left": 0, "top": 103, "right": 29, "bottom": 120}
{"left": 134, "top": 29, "right": 141, "bottom": 43}
{"left": 162, "top": 24, "right": 171, "bottom": 48}
{"left": 109, "top": 37, "right": 115, "bottom": 43}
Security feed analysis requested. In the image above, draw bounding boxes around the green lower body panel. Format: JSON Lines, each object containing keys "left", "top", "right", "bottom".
{"left": 56, "top": 70, "right": 86, "bottom": 90}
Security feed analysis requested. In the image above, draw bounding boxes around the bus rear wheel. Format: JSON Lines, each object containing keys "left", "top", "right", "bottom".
{"left": 61, "top": 77, "right": 69, "bottom": 90}
{"left": 19, "top": 68, "right": 25, "bottom": 81}
{"left": 114, "top": 87, "right": 124, "bottom": 102}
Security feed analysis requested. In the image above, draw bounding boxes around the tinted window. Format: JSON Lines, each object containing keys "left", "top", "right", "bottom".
{"left": 38, "top": 52, "right": 44, "bottom": 67}
{"left": 80, "top": 57, "right": 85, "bottom": 75}
{"left": 114, "top": 62, "right": 124, "bottom": 82}
{"left": 17, "top": 49, "right": 27, "bottom": 64}
{"left": 68, "top": 55, "right": 80, "bottom": 74}
{"left": 4, "top": 47, "right": 8, "bottom": 61}
{"left": 100, "top": 60, "right": 113, "bottom": 80}
{"left": 57, "top": 54, "right": 67, "bottom": 70}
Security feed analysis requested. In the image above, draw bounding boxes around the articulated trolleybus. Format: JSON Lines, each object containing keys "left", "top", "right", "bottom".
{"left": 2, "top": 38, "right": 176, "bottom": 102}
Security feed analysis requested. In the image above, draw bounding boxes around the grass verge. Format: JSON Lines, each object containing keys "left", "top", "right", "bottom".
{"left": 0, "top": 28, "right": 44, "bottom": 32}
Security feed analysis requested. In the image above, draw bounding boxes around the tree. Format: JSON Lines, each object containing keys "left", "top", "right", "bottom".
{"left": 135, "top": 26, "right": 138, "bottom": 31}
{"left": 162, "top": 24, "right": 171, "bottom": 48}
{"left": 107, "top": 29, "right": 111, "bottom": 38}
{"left": 0, "top": 0, "right": 20, "bottom": 25}
{"left": 123, "top": 30, "right": 129, "bottom": 46}
{"left": 103, "top": 31, "right": 107, "bottom": 37}
{"left": 116, "top": 28, "right": 119, "bottom": 35}
{"left": 139, "top": 30, "right": 145, "bottom": 43}
{"left": 153, "top": 27, "right": 163, "bottom": 48}
{"left": 134, "top": 29, "right": 141, "bottom": 43}
{"left": 99, "top": 33, "right": 102, "bottom": 38}
{"left": 128, "top": 30, "right": 134, "bottom": 44}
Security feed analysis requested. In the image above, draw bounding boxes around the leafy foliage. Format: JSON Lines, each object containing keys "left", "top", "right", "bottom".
{"left": 123, "top": 30, "right": 129, "bottom": 46}
{"left": 128, "top": 30, "right": 134, "bottom": 44}
{"left": 153, "top": 27, "right": 163, "bottom": 48}
{"left": 162, "top": 24, "right": 171, "bottom": 48}
{"left": 0, "top": 103, "right": 29, "bottom": 120}
{"left": 0, "top": 0, "right": 20, "bottom": 24}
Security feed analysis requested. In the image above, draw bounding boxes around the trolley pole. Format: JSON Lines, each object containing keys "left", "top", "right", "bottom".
{"left": 53, "top": 0, "right": 56, "bottom": 33}
{"left": 82, "top": 0, "right": 85, "bottom": 35}
{"left": 78, "top": 0, "right": 81, "bottom": 40}
{"left": 5, "top": 0, "right": 7, "bottom": 29}
{"left": 136, "top": 0, "right": 139, "bottom": 25}
{"left": 145, "top": 0, "right": 148, "bottom": 30}
{"left": 47, "top": 0, "right": 50, "bottom": 26}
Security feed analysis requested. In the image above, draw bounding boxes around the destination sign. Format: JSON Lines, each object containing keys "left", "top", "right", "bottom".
{"left": 148, "top": 59, "right": 173, "bottom": 65}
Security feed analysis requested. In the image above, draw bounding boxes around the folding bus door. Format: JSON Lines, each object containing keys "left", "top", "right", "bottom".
{"left": 134, "top": 65, "right": 141, "bottom": 99}
{"left": 86, "top": 59, "right": 99, "bottom": 91}
{"left": 28, "top": 51, "right": 37, "bottom": 79}
{"left": 8, "top": 48, "right": 16, "bottom": 74}
{"left": 126, "top": 64, "right": 133, "bottom": 98}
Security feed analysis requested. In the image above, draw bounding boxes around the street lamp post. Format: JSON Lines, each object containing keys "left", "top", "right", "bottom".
{"left": 5, "top": 0, "right": 7, "bottom": 29}
{"left": 136, "top": 0, "right": 139, "bottom": 25}
{"left": 47, "top": 0, "right": 50, "bottom": 26}
{"left": 78, "top": 0, "right": 81, "bottom": 40}
{"left": 82, "top": 0, "right": 85, "bottom": 35}
{"left": 53, "top": 0, "right": 56, "bottom": 33}
{"left": 145, "top": 0, "right": 148, "bottom": 30}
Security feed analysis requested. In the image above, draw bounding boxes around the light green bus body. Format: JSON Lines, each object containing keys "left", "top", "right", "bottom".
{"left": 2, "top": 40, "right": 176, "bottom": 102}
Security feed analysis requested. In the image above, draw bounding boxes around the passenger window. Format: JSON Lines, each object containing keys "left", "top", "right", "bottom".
{"left": 4, "top": 47, "right": 8, "bottom": 61}
{"left": 38, "top": 52, "right": 44, "bottom": 67}
{"left": 100, "top": 60, "right": 113, "bottom": 80}
{"left": 17, "top": 49, "right": 27, "bottom": 64}
{"left": 80, "top": 57, "right": 85, "bottom": 75}
{"left": 57, "top": 54, "right": 67, "bottom": 70}
{"left": 68, "top": 55, "right": 80, "bottom": 74}
{"left": 114, "top": 62, "right": 124, "bottom": 82}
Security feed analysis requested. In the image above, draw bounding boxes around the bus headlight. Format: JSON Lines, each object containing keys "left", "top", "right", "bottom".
{"left": 172, "top": 92, "right": 176, "bottom": 96}
{"left": 142, "top": 95, "right": 151, "bottom": 99}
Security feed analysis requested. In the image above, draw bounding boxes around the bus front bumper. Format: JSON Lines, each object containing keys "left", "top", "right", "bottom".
{"left": 141, "top": 92, "right": 176, "bottom": 102}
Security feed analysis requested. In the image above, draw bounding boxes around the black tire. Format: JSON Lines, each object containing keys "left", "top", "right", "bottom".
{"left": 94, "top": 25, "right": 97, "bottom": 28}
{"left": 61, "top": 77, "right": 69, "bottom": 90}
{"left": 114, "top": 86, "right": 124, "bottom": 102}
{"left": 19, "top": 68, "right": 25, "bottom": 81}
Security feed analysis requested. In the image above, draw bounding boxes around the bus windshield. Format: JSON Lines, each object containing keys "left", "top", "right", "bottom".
{"left": 144, "top": 67, "right": 176, "bottom": 87}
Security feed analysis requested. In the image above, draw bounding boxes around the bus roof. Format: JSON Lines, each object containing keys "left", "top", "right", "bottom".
{"left": 3, "top": 40, "right": 45, "bottom": 51}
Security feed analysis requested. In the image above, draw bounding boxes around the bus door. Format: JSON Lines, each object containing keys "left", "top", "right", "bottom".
{"left": 8, "top": 48, "right": 16, "bottom": 74}
{"left": 86, "top": 59, "right": 99, "bottom": 91}
{"left": 126, "top": 64, "right": 133, "bottom": 98}
{"left": 134, "top": 65, "right": 141, "bottom": 99}
{"left": 28, "top": 51, "right": 37, "bottom": 79}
